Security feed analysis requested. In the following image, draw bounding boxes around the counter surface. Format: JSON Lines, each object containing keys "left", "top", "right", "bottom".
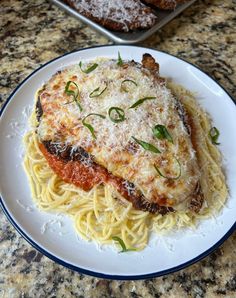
{"left": 0, "top": 0, "right": 235, "bottom": 297}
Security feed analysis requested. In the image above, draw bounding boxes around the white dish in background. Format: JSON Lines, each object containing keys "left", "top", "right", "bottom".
{"left": 0, "top": 45, "right": 235, "bottom": 280}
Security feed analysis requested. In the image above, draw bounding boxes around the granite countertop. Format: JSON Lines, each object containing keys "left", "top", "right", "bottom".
{"left": 0, "top": 0, "right": 236, "bottom": 297}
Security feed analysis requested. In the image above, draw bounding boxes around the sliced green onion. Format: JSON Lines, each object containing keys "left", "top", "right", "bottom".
{"left": 117, "top": 52, "right": 123, "bottom": 66}
{"left": 152, "top": 124, "right": 173, "bottom": 143}
{"left": 64, "top": 81, "right": 82, "bottom": 111}
{"left": 82, "top": 113, "right": 105, "bottom": 139}
{"left": 129, "top": 97, "right": 156, "bottom": 109}
{"left": 121, "top": 79, "right": 137, "bottom": 92}
{"left": 112, "top": 236, "right": 136, "bottom": 253}
{"left": 89, "top": 83, "right": 107, "bottom": 98}
{"left": 108, "top": 107, "right": 126, "bottom": 123}
{"left": 131, "top": 136, "right": 161, "bottom": 154}
{"left": 154, "top": 158, "right": 181, "bottom": 180}
{"left": 79, "top": 61, "right": 98, "bottom": 74}
{"left": 209, "top": 127, "right": 220, "bottom": 145}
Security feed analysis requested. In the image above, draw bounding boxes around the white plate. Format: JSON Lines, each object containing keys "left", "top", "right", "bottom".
{"left": 0, "top": 45, "right": 235, "bottom": 280}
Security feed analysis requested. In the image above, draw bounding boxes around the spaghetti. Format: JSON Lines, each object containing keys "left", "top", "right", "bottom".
{"left": 23, "top": 81, "right": 228, "bottom": 250}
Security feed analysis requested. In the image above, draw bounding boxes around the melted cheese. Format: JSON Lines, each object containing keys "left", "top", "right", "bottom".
{"left": 37, "top": 58, "right": 200, "bottom": 210}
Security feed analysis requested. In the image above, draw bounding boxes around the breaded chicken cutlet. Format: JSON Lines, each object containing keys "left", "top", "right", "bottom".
{"left": 63, "top": 0, "right": 158, "bottom": 32}
{"left": 142, "top": 0, "right": 187, "bottom": 10}
{"left": 36, "top": 53, "right": 204, "bottom": 214}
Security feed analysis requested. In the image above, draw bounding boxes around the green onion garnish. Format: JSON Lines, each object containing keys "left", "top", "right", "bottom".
{"left": 82, "top": 113, "right": 105, "bottom": 139}
{"left": 108, "top": 107, "right": 126, "bottom": 123}
{"left": 112, "top": 236, "right": 136, "bottom": 253}
{"left": 154, "top": 158, "right": 181, "bottom": 180}
{"left": 152, "top": 124, "right": 173, "bottom": 143}
{"left": 117, "top": 52, "right": 123, "bottom": 66}
{"left": 89, "top": 83, "right": 107, "bottom": 98}
{"left": 129, "top": 97, "right": 156, "bottom": 109}
{"left": 209, "top": 127, "right": 220, "bottom": 145}
{"left": 131, "top": 136, "right": 161, "bottom": 153}
{"left": 121, "top": 79, "right": 137, "bottom": 92}
{"left": 64, "top": 81, "right": 82, "bottom": 111}
{"left": 79, "top": 61, "right": 98, "bottom": 74}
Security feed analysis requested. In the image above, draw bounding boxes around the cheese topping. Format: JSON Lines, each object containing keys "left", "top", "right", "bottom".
{"left": 37, "top": 58, "right": 200, "bottom": 210}
{"left": 67, "top": 0, "right": 157, "bottom": 32}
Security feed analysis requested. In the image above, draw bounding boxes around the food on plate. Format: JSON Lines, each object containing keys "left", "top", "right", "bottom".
{"left": 23, "top": 53, "right": 227, "bottom": 250}
{"left": 142, "top": 0, "right": 187, "bottom": 10}
{"left": 63, "top": 0, "right": 158, "bottom": 32}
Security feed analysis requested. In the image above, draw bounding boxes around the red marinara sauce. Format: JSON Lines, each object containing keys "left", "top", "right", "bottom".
{"left": 38, "top": 142, "right": 169, "bottom": 213}
{"left": 39, "top": 142, "right": 107, "bottom": 191}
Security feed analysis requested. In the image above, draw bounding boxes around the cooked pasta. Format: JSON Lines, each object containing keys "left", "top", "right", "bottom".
{"left": 23, "top": 80, "right": 227, "bottom": 250}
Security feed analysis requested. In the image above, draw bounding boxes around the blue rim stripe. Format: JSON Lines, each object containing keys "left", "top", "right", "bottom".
{"left": 0, "top": 45, "right": 236, "bottom": 280}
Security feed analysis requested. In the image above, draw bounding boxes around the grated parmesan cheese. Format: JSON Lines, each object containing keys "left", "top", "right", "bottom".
{"left": 36, "top": 58, "right": 200, "bottom": 210}
{"left": 65, "top": 0, "right": 157, "bottom": 32}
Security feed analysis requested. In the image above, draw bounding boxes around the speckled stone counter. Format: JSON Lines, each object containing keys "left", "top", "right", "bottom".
{"left": 0, "top": 0, "right": 236, "bottom": 297}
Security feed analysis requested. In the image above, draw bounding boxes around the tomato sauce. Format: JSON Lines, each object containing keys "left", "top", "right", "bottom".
{"left": 39, "top": 142, "right": 171, "bottom": 214}
{"left": 39, "top": 143, "right": 106, "bottom": 191}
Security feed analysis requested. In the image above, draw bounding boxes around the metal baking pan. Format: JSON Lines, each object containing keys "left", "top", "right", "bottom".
{"left": 51, "top": 0, "right": 196, "bottom": 44}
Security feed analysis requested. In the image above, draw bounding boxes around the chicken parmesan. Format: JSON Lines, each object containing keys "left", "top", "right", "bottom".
{"left": 23, "top": 53, "right": 227, "bottom": 250}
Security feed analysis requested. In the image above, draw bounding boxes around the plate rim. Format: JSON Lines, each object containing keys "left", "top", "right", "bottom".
{"left": 0, "top": 44, "right": 236, "bottom": 280}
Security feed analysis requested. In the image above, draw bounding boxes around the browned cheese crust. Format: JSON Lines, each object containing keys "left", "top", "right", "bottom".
{"left": 141, "top": 54, "right": 204, "bottom": 213}
{"left": 36, "top": 54, "right": 204, "bottom": 214}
